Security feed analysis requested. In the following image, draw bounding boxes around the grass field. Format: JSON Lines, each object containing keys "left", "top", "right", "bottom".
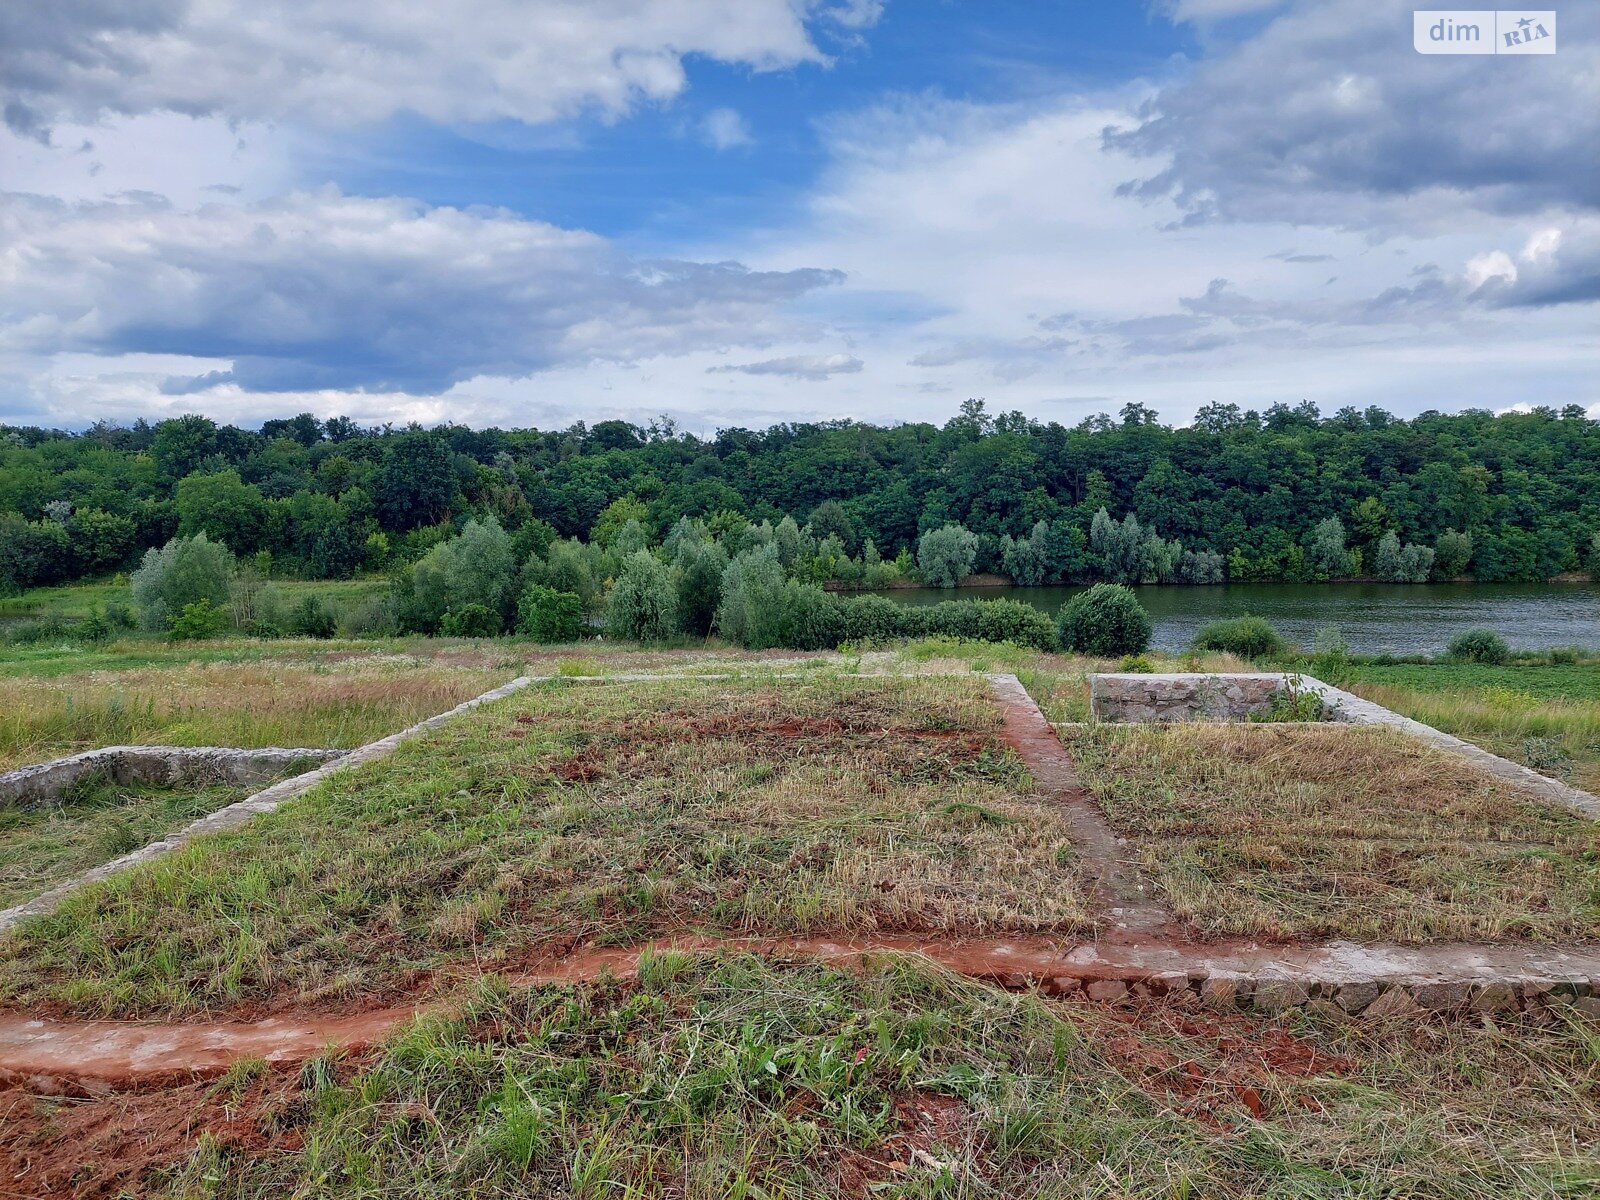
{"left": 0, "top": 576, "right": 389, "bottom": 626}
{"left": 0, "top": 656, "right": 517, "bottom": 771}
{"left": 11, "top": 954, "right": 1598, "bottom": 1198}
{"left": 0, "top": 673, "right": 1094, "bottom": 1018}
{"left": 1346, "top": 663, "right": 1600, "bottom": 795}
{"left": 1064, "top": 722, "right": 1600, "bottom": 942}
{"left": 0, "top": 776, "right": 262, "bottom": 909}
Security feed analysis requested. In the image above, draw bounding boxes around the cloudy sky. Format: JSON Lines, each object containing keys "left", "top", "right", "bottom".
{"left": 2, "top": 1, "right": 1595, "bottom": 432}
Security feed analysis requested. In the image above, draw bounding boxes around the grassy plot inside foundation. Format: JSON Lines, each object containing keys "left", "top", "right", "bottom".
{"left": 0, "top": 774, "right": 262, "bottom": 909}
{"left": 0, "top": 658, "right": 514, "bottom": 771}
{"left": 22, "top": 954, "right": 1598, "bottom": 1200}
{"left": 0, "top": 673, "right": 1092, "bottom": 1018}
{"left": 1064, "top": 723, "right": 1600, "bottom": 943}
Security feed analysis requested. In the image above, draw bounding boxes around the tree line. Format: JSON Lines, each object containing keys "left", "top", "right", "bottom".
{"left": 3, "top": 398, "right": 1599, "bottom": 596}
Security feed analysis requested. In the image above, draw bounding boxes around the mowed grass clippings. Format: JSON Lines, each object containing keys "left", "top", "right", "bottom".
{"left": 126, "top": 955, "right": 1600, "bottom": 1200}
{"left": 0, "top": 658, "right": 514, "bottom": 770}
{"left": 0, "top": 674, "right": 1093, "bottom": 1018}
{"left": 0, "top": 776, "right": 260, "bottom": 909}
{"left": 1065, "top": 723, "right": 1600, "bottom": 943}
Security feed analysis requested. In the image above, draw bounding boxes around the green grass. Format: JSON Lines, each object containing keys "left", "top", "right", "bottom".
{"left": 0, "top": 775, "right": 260, "bottom": 909}
{"left": 1346, "top": 663, "right": 1600, "bottom": 795}
{"left": 0, "top": 674, "right": 1093, "bottom": 1018}
{"left": 1064, "top": 722, "right": 1600, "bottom": 943}
{"left": 106, "top": 954, "right": 1600, "bottom": 1198}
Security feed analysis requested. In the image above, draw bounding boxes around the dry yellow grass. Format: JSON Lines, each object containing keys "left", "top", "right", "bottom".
{"left": 1064, "top": 722, "right": 1600, "bottom": 943}
{"left": 0, "top": 659, "right": 512, "bottom": 769}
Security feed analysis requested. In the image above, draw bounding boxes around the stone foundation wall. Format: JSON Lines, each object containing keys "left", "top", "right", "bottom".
{"left": 1089, "top": 672, "right": 1297, "bottom": 722}
{"left": 0, "top": 746, "right": 344, "bottom": 810}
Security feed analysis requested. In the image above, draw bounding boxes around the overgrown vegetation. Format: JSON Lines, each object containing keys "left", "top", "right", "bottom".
{"left": 26, "top": 954, "right": 1600, "bottom": 1198}
{"left": 0, "top": 674, "right": 1094, "bottom": 1017}
{"left": 0, "top": 658, "right": 511, "bottom": 771}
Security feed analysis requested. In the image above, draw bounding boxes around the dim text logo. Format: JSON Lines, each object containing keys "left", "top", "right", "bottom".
{"left": 1414, "top": 10, "right": 1556, "bottom": 54}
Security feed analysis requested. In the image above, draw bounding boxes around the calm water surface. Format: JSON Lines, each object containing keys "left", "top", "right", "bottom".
{"left": 881, "top": 581, "right": 1600, "bottom": 655}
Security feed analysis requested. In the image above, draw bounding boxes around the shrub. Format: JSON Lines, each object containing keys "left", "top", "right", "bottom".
{"left": 775, "top": 581, "right": 845, "bottom": 650}
{"left": 834, "top": 594, "right": 907, "bottom": 644}
{"left": 917, "top": 524, "right": 978, "bottom": 588}
{"left": 170, "top": 597, "right": 229, "bottom": 640}
{"left": 439, "top": 603, "right": 503, "bottom": 638}
{"left": 970, "top": 597, "right": 1057, "bottom": 651}
{"left": 1310, "top": 625, "right": 1353, "bottom": 684}
{"left": 131, "top": 533, "right": 236, "bottom": 632}
{"left": 340, "top": 593, "right": 399, "bottom": 638}
{"left": 1190, "top": 615, "right": 1287, "bottom": 661}
{"left": 1057, "top": 584, "right": 1151, "bottom": 657}
{"left": 607, "top": 551, "right": 676, "bottom": 642}
{"left": 1119, "top": 654, "right": 1155, "bottom": 673}
{"left": 517, "top": 585, "right": 586, "bottom": 643}
{"left": 292, "top": 596, "right": 339, "bottom": 638}
{"left": 1446, "top": 628, "right": 1510, "bottom": 665}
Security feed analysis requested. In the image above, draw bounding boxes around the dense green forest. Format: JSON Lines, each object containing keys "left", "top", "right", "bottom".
{"left": 4, "top": 399, "right": 1599, "bottom": 599}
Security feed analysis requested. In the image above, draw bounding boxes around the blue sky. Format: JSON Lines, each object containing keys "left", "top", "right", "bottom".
{"left": 2, "top": 1, "right": 1595, "bottom": 432}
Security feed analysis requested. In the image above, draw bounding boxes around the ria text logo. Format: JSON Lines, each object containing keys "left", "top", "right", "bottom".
{"left": 1414, "top": 10, "right": 1556, "bottom": 54}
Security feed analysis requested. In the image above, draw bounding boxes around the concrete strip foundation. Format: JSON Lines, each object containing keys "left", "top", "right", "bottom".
{"left": 0, "top": 746, "right": 344, "bottom": 811}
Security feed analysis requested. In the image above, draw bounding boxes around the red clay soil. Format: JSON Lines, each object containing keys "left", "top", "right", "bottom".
{"left": 1092, "top": 1005, "right": 1353, "bottom": 1130}
{"left": 0, "top": 1062, "right": 316, "bottom": 1200}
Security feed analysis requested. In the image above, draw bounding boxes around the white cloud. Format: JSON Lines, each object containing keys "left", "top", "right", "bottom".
{"left": 1117, "top": 0, "right": 1600, "bottom": 226}
{"left": 0, "top": 190, "right": 844, "bottom": 394}
{"left": 708, "top": 353, "right": 862, "bottom": 379}
{"left": 2, "top": 0, "right": 878, "bottom": 136}
{"left": 702, "top": 108, "right": 754, "bottom": 151}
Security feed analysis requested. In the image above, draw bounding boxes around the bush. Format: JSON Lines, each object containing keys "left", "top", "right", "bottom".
{"left": 672, "top": 539, "right": 729, "bottom": 638}
{"left": 292, "top": 595, "right": 339, "bottom": 639}
{"left": 715, "top": 547, "right": 787, "bottom": 648}
{"left": 339, "top": 593, "right": 399, "bottom": 638}
{"left": 1057, "top": 584, "right": 1151, "bottom": 657}
{"left": 1446, "top": 628, "right": 1510, "bottom": 665}
{"left": 607, "top": 551, "right": 676, "bottom": 642}
{"left": 971, "top": 597, "right": 1057, "bottom": 651}
{"left": 775, "top": 581, "right": 845, "bottom": 650}
{"left": 1310, "top": 625, "right": 1353, "bottom": 684}
{"left": 170, "top": 597, "right": 229, "bottom": 640}
{"left": 834, "top": 594, "right": 907, "bottom": 644}
{"left": 439, "top": 603, "right": 503, "bottom": 638}
{"left": 130, "top": 533, "right": 236, "bottom": 632}
{"left": 517, "top": 585, "right": 587, "bottom": 643}
{"left": 1190, "top": 615, "right": 1287, "bottom": 661}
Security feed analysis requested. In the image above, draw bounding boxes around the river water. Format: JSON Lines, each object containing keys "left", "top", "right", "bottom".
{"left": 879, "top": 581, "right": 1600, "bottom": 655}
